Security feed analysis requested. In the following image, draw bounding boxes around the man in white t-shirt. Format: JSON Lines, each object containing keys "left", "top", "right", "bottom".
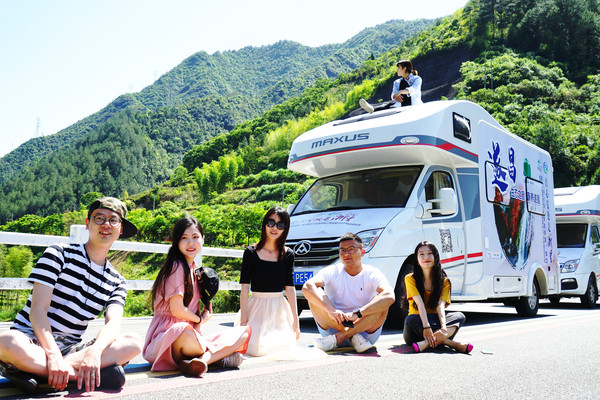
{"left": 302, "top": 233, "right": 394, "bottom": 353}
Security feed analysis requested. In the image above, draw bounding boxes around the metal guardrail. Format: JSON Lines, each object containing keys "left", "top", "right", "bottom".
{"left": 0, "top": 225, "right": 243, "bottom": 291}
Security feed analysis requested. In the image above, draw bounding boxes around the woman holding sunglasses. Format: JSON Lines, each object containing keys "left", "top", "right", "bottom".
{"left": 236, "top": 206, "right": 300, "bottom": 357}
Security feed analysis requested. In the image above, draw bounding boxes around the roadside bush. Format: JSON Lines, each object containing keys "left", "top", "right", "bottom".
{"left": 211, "top": 290, "right": 240, "bottom": 313}
{"left": 124, "top": 291, "right": 153, "bottom": 317}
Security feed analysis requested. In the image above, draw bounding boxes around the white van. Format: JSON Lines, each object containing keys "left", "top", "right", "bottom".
{"left": 552, "top": 186, "right": 600, "bottom": 308}
{"left": 286, "top": 100, "right": 559, "bottom": 325}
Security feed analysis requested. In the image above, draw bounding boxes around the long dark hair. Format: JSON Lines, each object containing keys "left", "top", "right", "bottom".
{"left": 255, "top": 206, "right": 290, "bottom": 262}
{"left": 411, "top": 241, "right": 448, "bottom": 311}
{"left": 150, "top": 217, "right": 205, "bottom": 308}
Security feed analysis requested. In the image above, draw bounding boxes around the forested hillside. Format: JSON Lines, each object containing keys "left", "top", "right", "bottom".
{"left": 0, "top": 19, "right": 432, "bottom": 188}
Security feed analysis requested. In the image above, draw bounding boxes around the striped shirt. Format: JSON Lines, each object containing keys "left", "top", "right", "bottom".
{"left": 12, "top": 243, "right": 127, "bottom": 342}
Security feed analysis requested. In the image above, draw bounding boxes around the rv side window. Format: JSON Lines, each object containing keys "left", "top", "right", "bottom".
{"left": 484, "top": 161, "right": 510, "bottom": 206}
{"left": 591, "top": 226, "right": 600, "bottom": 245}
{"left": 425, "top": 171, "right": 454, "bottom": 209}
{"left": 525, "top": 177, "right": 545, "bottom": 215}
{"left": 453, "top": 112, "right": 471, "bottom": 143}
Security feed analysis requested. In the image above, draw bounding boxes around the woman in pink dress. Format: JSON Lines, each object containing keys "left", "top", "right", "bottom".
{"left": 143, "top": 217, "right": 250, "bottom": 376}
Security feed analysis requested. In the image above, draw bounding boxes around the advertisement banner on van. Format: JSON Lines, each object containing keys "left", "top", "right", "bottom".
{"left": 479, "top": 122, "right": 557, "bottom": 275}
{"left": 287, "top": 208, "right": 400, "bottom": 240}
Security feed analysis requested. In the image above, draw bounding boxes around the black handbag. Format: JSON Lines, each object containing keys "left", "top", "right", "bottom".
{"left": 195, "top": 266, "right": 220, "bottom": 308}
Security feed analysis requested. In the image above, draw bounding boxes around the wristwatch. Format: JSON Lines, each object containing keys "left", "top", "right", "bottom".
{"left": 353, "top": 308, "right": 362, "bottom": 318}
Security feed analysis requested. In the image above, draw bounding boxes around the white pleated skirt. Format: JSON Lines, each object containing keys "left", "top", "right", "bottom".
{"left": 235, "top": 291, "right": 325, "bottom": 360}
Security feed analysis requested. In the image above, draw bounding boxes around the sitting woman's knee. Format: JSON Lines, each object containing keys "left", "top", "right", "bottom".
{"left": 180, "top": 327, "right": 196, "bottom": 340}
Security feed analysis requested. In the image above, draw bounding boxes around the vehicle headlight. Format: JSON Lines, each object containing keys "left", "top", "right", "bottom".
{"left": 357, "top": 229, "right": 383, "bottom": 253}
{"left": 561, "top": 260, "right": 579, "bottom": 273}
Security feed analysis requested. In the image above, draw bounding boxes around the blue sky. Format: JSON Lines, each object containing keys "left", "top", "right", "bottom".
{"left": 0, "top": 0, "right": 468, "bottom": 157}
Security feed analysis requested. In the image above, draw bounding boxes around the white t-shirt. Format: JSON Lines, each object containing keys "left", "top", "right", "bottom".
{"left": 316, "top": 263, "right": 388, "bottom": 313}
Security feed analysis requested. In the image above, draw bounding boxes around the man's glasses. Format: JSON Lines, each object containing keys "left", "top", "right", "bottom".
{"left": 266, "top": 219, "right": 286, "bottom": 230}
{"left": 92, "top": 215, "right": 122, "bottom": 227}
{"left": 339, "top": 246, "right": 362, "bottom": 255}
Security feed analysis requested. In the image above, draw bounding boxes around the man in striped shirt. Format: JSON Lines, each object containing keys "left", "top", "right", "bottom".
{"left": 0, "top": 197, "right": 143, "bottom": 393}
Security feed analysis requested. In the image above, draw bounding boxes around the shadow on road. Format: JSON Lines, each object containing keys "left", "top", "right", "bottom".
{"left": 216, "top": 299, "right": 599, "bottom": 336}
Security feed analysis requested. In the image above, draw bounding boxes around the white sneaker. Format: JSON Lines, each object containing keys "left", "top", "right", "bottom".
{"left": 313, "top": 335, "right": 337, "bottom": 351}
{"left": 351, "top": 334, "right": 374, "bottom": 353}
{"left": 220, "top": 352, "right": 244, "bottom": 368}
{"left": 359, "top": 98, "right": 375, "bottom": 113}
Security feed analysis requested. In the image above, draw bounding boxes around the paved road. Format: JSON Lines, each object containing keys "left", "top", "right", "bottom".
{"left": 1, "top": 299, "right": 599, "bottom": 399}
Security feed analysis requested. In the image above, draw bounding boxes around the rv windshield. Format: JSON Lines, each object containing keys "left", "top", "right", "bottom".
{"left": 556, "top": 223, "right": 587, "bottom": 248}
{"left": 293, "top": 166, "right": 422, "bottom": 215}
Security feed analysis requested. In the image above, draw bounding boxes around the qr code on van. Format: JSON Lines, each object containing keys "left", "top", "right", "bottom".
{"left": 439, "top": 229, "right": 452, "bottom": 253}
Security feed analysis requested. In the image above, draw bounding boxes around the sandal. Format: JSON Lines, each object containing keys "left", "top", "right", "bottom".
{"left": 179, "top": 358, "right": 208, "bottom": 377}
{"left": 412, "top": 342, "right": 421, "bottom": 353}
{"left": 463, "top": 343, "right": 474, "bottom": 354}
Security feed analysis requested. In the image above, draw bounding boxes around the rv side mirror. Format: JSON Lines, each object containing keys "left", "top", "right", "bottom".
{"left": 415, "top": 202, "right": 432, "bottom": 218}
{"left": 286, "top": 204, "right": 295, "bottom": 215}
{"left": 429, "top": 188, "right": 458, "bottom": 215}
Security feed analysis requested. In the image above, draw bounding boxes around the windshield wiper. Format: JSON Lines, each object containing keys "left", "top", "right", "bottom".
{"left": 293, "top": 206, "right": 353, "bottom": 216}
{"left": 292, "top": 209, "right": 323, "bottom": 216}
{"left": 324, "top": 206, "right": 354, "bottom": 211}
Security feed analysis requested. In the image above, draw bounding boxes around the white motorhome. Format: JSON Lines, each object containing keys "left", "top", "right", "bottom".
{"left": 286, "top": 100, "right": 559, "bottom": 325}
{"left": 553, "top": 186, "right": 600, "bottom": 308}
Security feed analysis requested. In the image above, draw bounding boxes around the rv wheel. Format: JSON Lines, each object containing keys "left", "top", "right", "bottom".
{"left": 548, "top": 296, "right": 561, "bottom": 305}
{"left": 386, "top": 301, "right": 408, "bottom": 329}
{"left": 580, "top": 276, "right": 598, "bottom": 309}
{"left": 296, "top": 299, "right": 308, "bottom": 316}
{"left": 385, "top": 259, "right": 414, "bottom": 329}
{"left": 515, "top": 279, "right": 540, "bottom": 317}
{"left": 501, "top": 299, "right": 516, "bottom": 307}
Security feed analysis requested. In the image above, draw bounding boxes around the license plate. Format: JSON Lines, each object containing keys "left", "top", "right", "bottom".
{"left": 294, "top": 271, "right": 313, "bottom": 285}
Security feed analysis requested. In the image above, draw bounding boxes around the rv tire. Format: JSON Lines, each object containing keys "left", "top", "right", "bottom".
{"left": 548, "top": 296, "right": 561, "bottom": 305}
{"left": 502, "top": 299, "right": 517, "bottom": 307}
{"left": 386, "top": 259, "right": 415, "bottom": 328}
{"left": 580, "top": 276, "right": 598, "bottom": 309}
{"left": 515, "top": 279, "right": 539, "bottom": 317}
{"left": 296, "top": 299, "right": 308, "bottom": 316}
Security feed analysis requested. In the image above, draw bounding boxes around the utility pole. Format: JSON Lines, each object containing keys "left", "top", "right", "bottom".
{"left": 490, "top": 57, "right": 494, "bottom": 91}
{"left": 483, "top": 49, "right": 487, "bottom": 90}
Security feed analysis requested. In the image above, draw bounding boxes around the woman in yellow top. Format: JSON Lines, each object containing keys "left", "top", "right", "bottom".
{"left": 403, "top": 241, "right": 473, "bottom": 353}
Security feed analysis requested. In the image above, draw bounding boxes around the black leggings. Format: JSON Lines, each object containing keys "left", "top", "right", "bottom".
{"left": 403, "top": 312, "right": 466, "bottom": 345}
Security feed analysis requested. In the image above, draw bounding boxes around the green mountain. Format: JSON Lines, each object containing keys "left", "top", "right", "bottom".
{"left": 0, "top": 19, "right": 435, "bottom": 223}
{"left": 0, "top": 19, "right": 433, "bottom": 188}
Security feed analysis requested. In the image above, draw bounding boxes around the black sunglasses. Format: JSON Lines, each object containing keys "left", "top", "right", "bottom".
{"left": 266, "top": 218, "right": 286, "bottom": 230}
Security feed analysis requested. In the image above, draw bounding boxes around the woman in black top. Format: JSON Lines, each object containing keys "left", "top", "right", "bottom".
{"left": 237, "top": 206, "right": 300, "bottom": 356}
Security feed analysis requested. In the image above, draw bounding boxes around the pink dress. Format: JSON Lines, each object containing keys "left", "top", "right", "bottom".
{"left": 143, "top": 262, "right": 249, "bottom": 371}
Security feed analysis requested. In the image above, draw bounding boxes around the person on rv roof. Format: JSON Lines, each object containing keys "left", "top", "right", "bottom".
{"left": 391, "top": 60, "right": 422, "bottom": 106}
{"left": 403, "top": 241, "right": 473, "bottom": 354}
{"left": 358, "top": 59, "right": 423, "bottom": 114}
{"left": 302, "top": 232, "right": 395, "bottom": 353}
